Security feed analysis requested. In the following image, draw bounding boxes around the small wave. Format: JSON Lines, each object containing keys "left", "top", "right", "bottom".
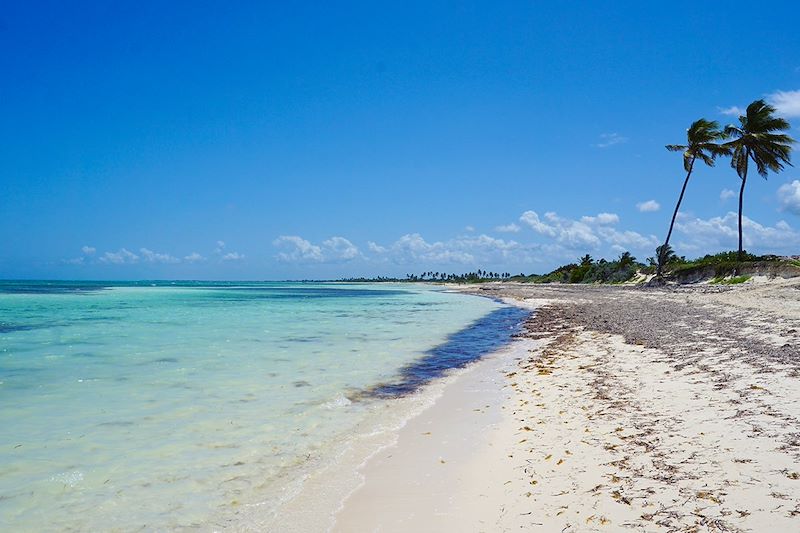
{"left": 323, "top": 394, "right": 352, "bottom": 409}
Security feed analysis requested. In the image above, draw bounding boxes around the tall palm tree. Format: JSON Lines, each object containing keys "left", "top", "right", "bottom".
{"left": 724, "top": 100, "right": 794, "bottom": 260}
{"left": 659, "top": 119, "right": 729, "bottom": 277}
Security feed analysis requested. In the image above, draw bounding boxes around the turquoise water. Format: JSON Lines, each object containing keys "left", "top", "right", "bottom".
{"left": 0, "top": 282, "right": 524, "bottom": 531}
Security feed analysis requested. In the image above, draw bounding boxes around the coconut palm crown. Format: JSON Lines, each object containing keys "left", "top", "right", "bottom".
{"left": 723, "top": 100, "right": 795, "bottom": 260}
{"left": 658, "top": 119, "right": 729, "bottom": 276}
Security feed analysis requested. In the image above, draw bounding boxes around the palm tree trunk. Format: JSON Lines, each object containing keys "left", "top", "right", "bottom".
{"left": 657, "top": 157, "right": 695, "bottom": 277}
{"left": 737, "top": 170, "right": 747, "bottom": 261}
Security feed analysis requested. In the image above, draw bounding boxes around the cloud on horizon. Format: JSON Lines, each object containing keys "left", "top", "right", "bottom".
{"left": 495, "top": 222, "right": 521, "bottom": 233}
{"left": 273, "top": 235, "right": 360, "bottom": 263}
{"left": 674, "top": 212, "right": 800, "bottom": 253}
{"left": 100, "top": 248, "right": 140, "bottom": 265}
{"left": 365, "top": 233, "right": 531, "bottom": 266}
{"left": 521, "top": 210, "right": 636, "bottom": 249}
{"left": 64, "top": 205, "right": 800, "bottom": 274}
{"left": 69, "top": 242, "right": 240, "bottom": 267}
{"left": 221, "top": 252, "right": 245, "bottom": 262}
{"left": 140, "top": 248, "right": 180, "bottom": 264}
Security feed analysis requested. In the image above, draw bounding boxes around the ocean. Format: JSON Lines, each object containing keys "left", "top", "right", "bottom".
{"left": 0, "top": 281, "right": 527, "bottom": 531}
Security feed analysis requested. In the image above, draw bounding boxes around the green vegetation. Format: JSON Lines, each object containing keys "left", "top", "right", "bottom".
{"left": 340, "top": 270, "right": 513, "bottom": 283}
{"left": 508, "top": 252, "right": 643, "bottom": 284}
{"left": 647, "top": 248, "right": 800, "bottom": 282}
{"left": 663, "top": 250, "right": 759, "bottom": 277}
{"left": 342, "top": 250, "right": 798, "bottom": 285}
{"left": 710, "top": 275, "right": 751, "bottom": 285}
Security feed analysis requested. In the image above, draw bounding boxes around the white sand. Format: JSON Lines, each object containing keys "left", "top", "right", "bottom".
{"left": 333, "top": 284, "right": 800, "bottom": 532}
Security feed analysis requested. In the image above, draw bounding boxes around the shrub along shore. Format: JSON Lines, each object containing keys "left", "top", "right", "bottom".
{"left": 339, "top": 250, "right": 800, "bottom": 285}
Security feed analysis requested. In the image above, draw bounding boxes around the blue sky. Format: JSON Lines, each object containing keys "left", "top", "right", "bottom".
{"left": 2, "top": 1, "right": 800, "bottom": 280}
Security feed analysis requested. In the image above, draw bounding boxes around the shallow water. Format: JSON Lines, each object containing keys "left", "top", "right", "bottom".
{"left": 0, "top": 281, "right": 525, "bottom": 531}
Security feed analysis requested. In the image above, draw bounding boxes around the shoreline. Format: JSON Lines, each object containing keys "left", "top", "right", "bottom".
{"left": 0, "top": 282, "right": 515, "bottom": 532}
{"left": 332, "top": 297, "right": 543, "bottom": 532}
{"left": 331, "top": 280, "right": 800, "bottom": 532}
{"left": 229, "top": 293, "right": 533, "bottom": 532}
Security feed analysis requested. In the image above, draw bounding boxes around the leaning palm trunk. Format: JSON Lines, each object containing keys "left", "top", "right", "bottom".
{"left": 658, "top": 157, "right": 695, "bottom": 277}
{"left": 737, "top": 171, "right": 747, "bottom": 261}
{"left": 660, "top": 118, "right": 730, "bottom": 279}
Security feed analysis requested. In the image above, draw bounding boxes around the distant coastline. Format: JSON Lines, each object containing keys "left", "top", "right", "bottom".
{"left": 338, "top": 250, "right": 800, "bottom": 285}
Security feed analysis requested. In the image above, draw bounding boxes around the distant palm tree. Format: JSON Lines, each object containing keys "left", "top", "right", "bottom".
{"left": 659, "top": 119, "right": 729, "bottom": 277}
{"left": 724, "top": 100, "right": 794, "bottom": 260}
{"left": 618, "top": 251, "right": 634, "bottom": 269}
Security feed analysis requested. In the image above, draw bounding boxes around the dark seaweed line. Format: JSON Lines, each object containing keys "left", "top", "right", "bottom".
{"left": 360, "top": 305, "right": 531, "bottom": 399}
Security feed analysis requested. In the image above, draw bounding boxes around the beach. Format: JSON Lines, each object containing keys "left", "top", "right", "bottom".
{"left": 333, "top": 279, "right": 800, "bottom": 532}
{"left": 4, "top": 280, "right": 800, "bottom": 531}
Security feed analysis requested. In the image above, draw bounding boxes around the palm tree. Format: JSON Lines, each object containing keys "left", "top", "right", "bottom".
{"left": 659, "top": 119, "right": 729, "bottom": 277}
{"left": 724, "top": 100, "right": 795, "bottom": 260}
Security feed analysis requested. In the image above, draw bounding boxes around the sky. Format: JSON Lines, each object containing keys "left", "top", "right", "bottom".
{"left": 2, "top": 1, "right": 800, "bottom": 280}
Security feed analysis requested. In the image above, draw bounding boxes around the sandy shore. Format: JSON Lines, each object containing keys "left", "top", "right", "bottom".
{"left": 333, "top": 279, "right": 800, "bottom": 532}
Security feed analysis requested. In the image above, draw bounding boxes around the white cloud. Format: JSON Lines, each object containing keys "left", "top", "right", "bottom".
{"left": 100, "top": 248, "right": 139, "bottom": 264}
{"left": 81, "top": 245, "right": 96, "bottom": 255}
{"left": 184, "top": 252, "right": 205, "bottom": 263}
{"left": 274, "top": 236, "right": 323, "bottom": 262}
{"left": 221, "top": 252, "right": 245, "bottom": 261}
{"left": 495, "top": 223, "right": 521, "bottom": 233}
{"left": 674, "top": 212, "right": 800, "bottom": 252}
{"left": 581, "top": 212, "right": 620, "bottom": 225}
{"left": 596, "top": 227, "right": 659, "bottom": 249}
{"left": 518, "top": 210, "right": 657, "bottom": 256}
{"left": 767, "top": 90, "right": 800, "bottom": 118}
{"left": 719, "top": 105, "right": 743, "bottom": 116}
{"left": 464, "top": 225, "right": 475, "bottom": 232}
{"left": 322, "top": 236, "right": 360, "bottom": 260}
{"left": 519, "top": 211, "right": 558, "bottom": 237}
{"left": 207, "top": 241, "right": 245, "bottom": 262}
{"left": 720, "top": 91, "right": 800, "bottom": 119}
{"left": 367, "top": 233, "right": 533, "bottom": 266}
{"left": 273, "top": 235, "right": 360, "bottom": 263}
{"left": 378, "top": 233, "right": 474, "bottom": 264}
{"left": 367, "top": 241, "right": 387, "bottom": 253}
{"left": 64, "top": 257, "right": 84, "bottom": 265}
{"left": 778, "top": 180, "right": 800, "bottom": 215}
{"left": 520, "top": 211, "right": 599, "bottom": 247}
{"left": 594, "top": 133, "right": 628, "bottom": 148}
{"left": 139, "top": 248, "right": 180, "bottom": 264}
{"left": 720, "top": 188, "right": 736, "bottom": 201}
{"left": 636, "top": 200, "right": 660, "bottom": 213}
